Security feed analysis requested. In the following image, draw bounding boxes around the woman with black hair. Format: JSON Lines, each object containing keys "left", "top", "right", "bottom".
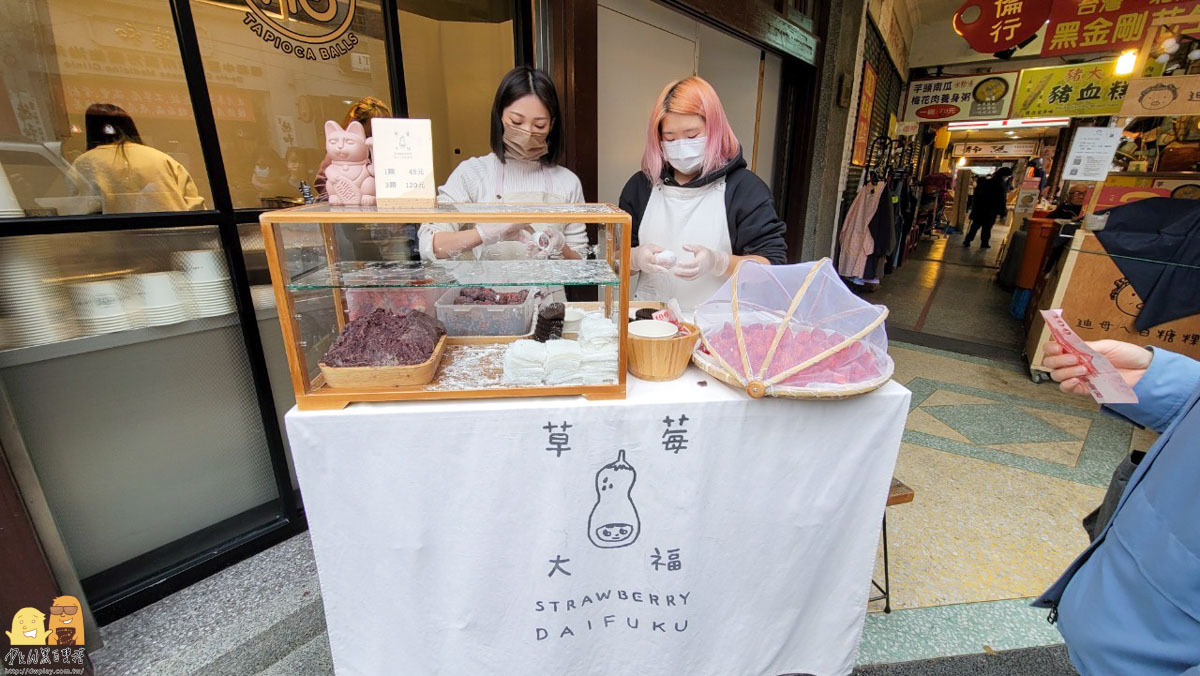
{"left": 418, "top": 66, "right": 586, "bottom": 261}
{"left": 72, "top": 103, "right": 205, "bottom": 213}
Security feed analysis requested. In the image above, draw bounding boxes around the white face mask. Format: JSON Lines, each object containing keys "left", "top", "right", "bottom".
{"left": 661, "top": 136, "right": 707, "bottom": 175}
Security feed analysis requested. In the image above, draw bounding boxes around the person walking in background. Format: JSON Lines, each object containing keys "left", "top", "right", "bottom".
{"left": 963, "top": 166, "right": 1011, "bottom": 249}
{"left": 1035, "top": 339, "right": 1200, "bottom": 674}
{"left": 72, "top": 103, "right": 206, "bottom": 213}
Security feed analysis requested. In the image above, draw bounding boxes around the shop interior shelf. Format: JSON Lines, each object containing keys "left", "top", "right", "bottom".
{"left": 286, "top": 259, "right": 621, "bottom": 290}
{"left": 0, "top": 309, "right": 279, "bottom": 369}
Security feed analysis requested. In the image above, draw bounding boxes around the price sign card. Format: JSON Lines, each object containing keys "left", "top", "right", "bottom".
{"left": 1062, "top": 127, "right": 1124, "bottom": 183}
{"left": 372, "top": 118, "right": 436, "bottom": 208}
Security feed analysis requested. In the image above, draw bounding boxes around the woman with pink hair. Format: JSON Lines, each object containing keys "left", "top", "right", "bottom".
{"left": 619, "top": 76, "right": 786, "bottom": 311}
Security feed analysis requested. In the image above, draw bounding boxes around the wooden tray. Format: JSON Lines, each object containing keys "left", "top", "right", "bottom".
{"left": 319, "top": 335, "right": 447, "bottom": 388}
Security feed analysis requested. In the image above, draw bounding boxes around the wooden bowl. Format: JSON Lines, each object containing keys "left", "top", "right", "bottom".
{"left": 627, "top": 322, "right": 700, "bottom": 382}
{"left": 319, "top": 335, "right": 446, "bottom": 389}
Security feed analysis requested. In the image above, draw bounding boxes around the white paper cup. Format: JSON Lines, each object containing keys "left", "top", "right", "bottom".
{"left": 69, "top": 280, "right": 126, "bottom": 319}
{"left": 173, "top": 249, "right": 229, "bottom": 282}
{"left": 137, "top": 272, "right": 181, "bottom": 308}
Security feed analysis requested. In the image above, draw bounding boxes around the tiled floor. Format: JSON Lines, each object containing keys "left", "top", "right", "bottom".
{"left": 859, "top": 340, "right": 1136, "bottom": 667}
{"left": 867, "top": 226, "right": 1026, "bottom": 354}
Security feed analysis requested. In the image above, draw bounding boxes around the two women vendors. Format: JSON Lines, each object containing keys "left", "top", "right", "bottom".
{"left": 420, "top": 68, "right": 786, "bottom": 311}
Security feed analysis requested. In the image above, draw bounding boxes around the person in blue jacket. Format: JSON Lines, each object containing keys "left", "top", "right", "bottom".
{"left": 1037, "top": 339, "right": 1200, "bottom": 675}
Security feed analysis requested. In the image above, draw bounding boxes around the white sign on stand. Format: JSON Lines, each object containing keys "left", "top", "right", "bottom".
{"left": 1062, "top": 127, "right": 1125, "bottom": 182}
{"left": 372, "top": 118, "right": 436, "bottom": 208}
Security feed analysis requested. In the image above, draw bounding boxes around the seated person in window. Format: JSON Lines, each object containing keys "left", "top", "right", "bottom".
{"left": 72, "top": 103, "right": 206, "bottom": 214}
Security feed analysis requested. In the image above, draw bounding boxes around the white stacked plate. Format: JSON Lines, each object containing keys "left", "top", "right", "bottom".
{"left": 135, "top": 272, "right": 190, "bottom": 328}
{"left": 0, "top": 239, "right": 80, "bottom": 348}
{"left": 250, "top": 285, "right": 276, "bottom": 310}
{"left": 70, "top": 279, "right": 131, "bottom": 337}
{"left": 172, "top": 250, "right": 235, "bottom": 318}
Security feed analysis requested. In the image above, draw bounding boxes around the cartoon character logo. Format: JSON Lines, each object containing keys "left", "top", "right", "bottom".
{"left": 6, "top": 608, "right": 48, "bottom": 645}
{"left": 46, "top": 596, "right": 83, "bottom": 646}
{"left": 1138, "top": 83, "right": 1179, "bottom": 111}
{"left": 587, "top": 450, "right": 641, "bottom": 549}
{"left": 1110, "top": 278, "right": 1144, "bottom": 318}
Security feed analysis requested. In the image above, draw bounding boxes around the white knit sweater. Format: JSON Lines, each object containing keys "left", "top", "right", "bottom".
{"left": 418, "top": 153, "right": 587, "bottom": 260}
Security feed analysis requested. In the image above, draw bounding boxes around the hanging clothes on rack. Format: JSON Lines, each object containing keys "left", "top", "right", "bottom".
{"left": 861, "top": 181, "right": 895, "bottom": 282}
{"left": 838, "top": 180, "right": 886, "bottom": 279}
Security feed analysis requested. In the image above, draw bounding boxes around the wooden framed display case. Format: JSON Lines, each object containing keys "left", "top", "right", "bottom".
{"left": 259, "top": 203, "right": 631, "bottom": 409}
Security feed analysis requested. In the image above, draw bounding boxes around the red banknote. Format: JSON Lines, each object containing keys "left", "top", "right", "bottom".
{"left": 1041, "top": 309, "right": 1138, "bottom": 404}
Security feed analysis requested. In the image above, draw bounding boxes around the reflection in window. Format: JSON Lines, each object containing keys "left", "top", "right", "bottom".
{"left": 0, "top": 0, "right": 214, "bottom": 216}
{"left": 191, "top": 0, "right": 393, "bottom": 208}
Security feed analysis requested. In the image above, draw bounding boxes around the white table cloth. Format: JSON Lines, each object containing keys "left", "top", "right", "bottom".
{"left": 286, "top": 368, "right": 910, "bottom": 676}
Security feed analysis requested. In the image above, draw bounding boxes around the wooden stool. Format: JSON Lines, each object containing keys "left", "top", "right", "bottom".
{"left": 869, "top": 478, "right": 914, "bottom": 613}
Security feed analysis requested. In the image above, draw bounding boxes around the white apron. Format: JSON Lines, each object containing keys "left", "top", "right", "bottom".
{"left": 635, "top": 178, "right": 733, "bottom": 312}
{"left": 473, "top": 161, "right": 566, "bottom": 261}
{"left": 476, "top": 161, "right": 571, "bottom": 305}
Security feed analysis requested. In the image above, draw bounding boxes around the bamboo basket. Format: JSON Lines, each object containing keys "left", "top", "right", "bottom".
{"left": 691, "top": 258, "right": 894, "bottom": 399}
{"left": 319, "top": 335, "right": 447, "bottom": 388}
{"left": 628, "top": 322, "right": 700, "bottom": 381}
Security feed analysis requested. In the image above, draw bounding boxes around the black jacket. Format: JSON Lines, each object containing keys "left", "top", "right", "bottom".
{"left": 618, "top": 149, "right": 788, "bottom": 264}
{"left": 970, "top": 175, "right": 1009, "bottom": 220}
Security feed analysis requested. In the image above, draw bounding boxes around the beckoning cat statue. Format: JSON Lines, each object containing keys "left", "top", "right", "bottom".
{"left": 324, "top": 120, "right": 376, "bottom": 206}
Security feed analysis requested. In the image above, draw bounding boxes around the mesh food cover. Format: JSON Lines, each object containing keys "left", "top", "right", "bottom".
{"left": 693, "top": 258, "right": 893, "bottom": 399}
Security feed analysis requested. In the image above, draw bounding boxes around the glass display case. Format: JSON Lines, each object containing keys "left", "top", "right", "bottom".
{"left": 260, "top": 203, "right": 631, "bottom": 409}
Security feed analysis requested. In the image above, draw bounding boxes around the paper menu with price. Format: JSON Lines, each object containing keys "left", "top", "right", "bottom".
{"left": 372, "top": 118, "right": 436, "bottom": 208}
{"left": 1041, "top": 309, "right": 1138, "bottom": 404}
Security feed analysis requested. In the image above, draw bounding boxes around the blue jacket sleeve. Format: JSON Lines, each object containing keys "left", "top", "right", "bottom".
{"left": 1105, "top": 348, "right": 1200, "bottom": 433}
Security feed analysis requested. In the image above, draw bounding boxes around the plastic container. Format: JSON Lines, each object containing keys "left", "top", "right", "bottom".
{"left": 435, "top": 286, "right": 536, "bottom": 337}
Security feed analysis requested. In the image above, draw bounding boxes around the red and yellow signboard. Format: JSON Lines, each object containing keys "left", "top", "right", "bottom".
{"left": 953, "top": 0, "right": 1054, "bottom": 53}
{"left": 1041, "top": 0, "right": 1200, "bottom": 57}
{"left": 851, "top": 62, "right": 877, "bottom": 167}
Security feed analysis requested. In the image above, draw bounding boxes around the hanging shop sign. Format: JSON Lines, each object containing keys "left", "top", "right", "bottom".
{"left": 1063, "top": 127, "right": 1126, "bottom": 182}
{"left": 953, "top": 140, "right": 1041, "bottom": 157}
{"left": 241, "top": 0, "right": 360, "bottom": 60}
{"left": 1093, "top": 185, "right": 1172, "bottom": 210}
{"left": 1118, "top": 74, "right": 1200, "bottom": 116}
{"left": 851, "top": 62, "right": 878, "bottom": 166}
{"left": 1012, "top": 61, "right": 1132, "bottom": 118}
{"left": 1041, "top": 0, "right": 1200, "bottom": 58}
{"left": 895, "top": 120, "right": 921, "bottom": 136}
{"left": 901, "top": 72, "right": 1018, "bottom": 122}
{"left": 953, "top": 0, "right": 1053, "bottom": 53}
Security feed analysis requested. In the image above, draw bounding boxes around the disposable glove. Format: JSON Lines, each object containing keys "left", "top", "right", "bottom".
{"left": 673, "top": 244, "right": 730, "bottom": 280}
{"left": 631, "top": 244, "right": 669, "bottom": 274}
{"left": 475, "top": 222, "right": 533, "bottom": 246}
{"left": 525, "top": 228, "right": 566, "bottom": 259}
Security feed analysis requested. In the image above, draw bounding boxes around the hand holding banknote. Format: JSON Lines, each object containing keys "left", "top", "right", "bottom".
{"left": 1039, "top": 310, "right": 1142, "bottom": 404}
{"left": 1043, "top": 339, "right": 1151, "bottom": 398}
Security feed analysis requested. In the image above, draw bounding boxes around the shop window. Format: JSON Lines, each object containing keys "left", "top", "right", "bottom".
{"left": 0, "top": 0, "right": 214, "bottom": 216}
{"left": 190, "top": 0, "right": 392, "bottom": 209}
{"left": 397, "top": 1, "right": 516, "bottom": 185}
{"left": 0, "top": 228, "right": 281, "bottom": 599}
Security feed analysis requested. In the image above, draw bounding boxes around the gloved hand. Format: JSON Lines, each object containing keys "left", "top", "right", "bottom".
{"left": 475, "top": 223, "right": 533, "bottom": 246}
{"left": 631, "top": 244, "right": 669, "bottom": 274}
{"left": 673, "top": 244, "right": 730, "bottom": 280}
{"left": 524, "top": 228, "right": 566, "bottom": 259}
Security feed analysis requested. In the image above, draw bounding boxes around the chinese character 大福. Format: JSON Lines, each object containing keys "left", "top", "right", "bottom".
{"left": 650, "top": 547, "right": 683, "bottom": 571}
{"left": 544, "top": 421, "right": 572, "bottom": 457}
{"left": 547, "top": 555, "right": 571, "bottom": 577}
{"left": 661, "top": 414, "right": 689, "bottom": 454}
